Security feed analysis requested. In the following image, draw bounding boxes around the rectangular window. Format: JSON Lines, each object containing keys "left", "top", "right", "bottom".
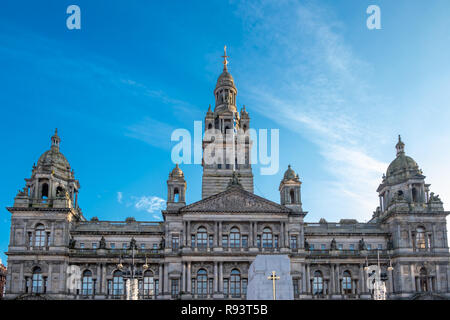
{"left": 222, "top": 235, "right": 228, "bottom": 248}
{"left": 290, "top": 236, "right": 298, "bottom": 249}
{"left": 155, "top": 280, "right": 159, "bottom": 296}
{"left": 274, "top": 235, "right": 279, "bottom": 248}
{"left": 257, "top": 235, "right": 261, "bottom": 248}
{"left": 209, "top": 278, "right": 213, "bottom": 296}
{"left": 338, "top": 244, "right": 343, "bottom": 251}
{"left": 92, "top": 243, "right": 97, "bottom": 249}
{"left": 171, "top": 279, "right": 179, "bottom": 298}
{"left": 140, "top": 243, "right": 145, "bottom": 249}
{"left": 153, "top": 244, "right": 158, "bottom": 249}
{"left": 367, "top": 244, "right": 372, "bottom": 251}
{"left": 209, "top": 235, "right": 214, "bottom": 248}
{"left": 110, "top": 243, "right": 115, "bottom": 249}
{"left": 107, "top": 280, "right": 112, "bottom": 295}
{"left": 191, "top": 235, "right": 195, "bottom": 248}
{"left": 223, "top": 279, "right": 229, "bottom": 297}
{"left": 28, "top": 232, "right": 32, "bottom": 247}
{"left": 242, "top": 279, "right": 248, "bottom": 295}
{"left": 310, "top": 244, "right": 315, "bottom": 251}
{"left": 242, "top": 235, "right": 248, "bottom": 248}
{"left": 122, "top": 243, "right": 128, "bottom": 249}
{"left": 321, "top": 244, "right": 326, "bottom": 251}
{"left": 378, "top": 244, "right": 383, "bottom": 250}
{"left": 293, "top": 280, "right": 299, "bottom": 296}
{"left": 349, "top": 244, "right": 355, "bottom": 251}
{"left": 191, "top": 279, "right": 195, "bottom": 295}
{"left": 80, "top": 243, "right": 85, "bottom": 249}
{"left": 172, "top": 236, "right": 179, "bottom": 249}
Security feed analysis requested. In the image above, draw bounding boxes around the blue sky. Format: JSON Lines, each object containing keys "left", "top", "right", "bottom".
{"left": 1, "top": 0, "right": 450, "bottom": 265}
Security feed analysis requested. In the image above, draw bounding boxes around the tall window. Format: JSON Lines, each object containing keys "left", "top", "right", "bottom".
{"left": 242, "top": 235, "right": 248, "bottom": 248}
{"left": 412, "top": 187, "right": 418, "bottom": 202}
{"left": 209, "top": 235, "right": 214, "bottom": 248}
{"left": 262, "top": 228, "right": 273, "bottom": 248}
{"left": 82, "top": 270, "right": 93, "bottom": 295}
{"left": 222, "top": 235, "right": 228, "bottom": 248}
{"left": 230, "top": 269, "right": 241, "bottom": 298}
{"left": 290, "top": 236, "right": 298, "bottom": 249}
{"left": 242, "top": 278, "right": 248, "bottom": 296}
{"left": 112, "top": 270, "right": 124, "bottom": 296}
{"left": 223, "top": 279, "right": 229, "bottom": 297}
{"left": 32, "top": 267, "right": 43, "bottom": 293}
{"left": 257, "top": 235, "right": 261, "bottom": 248}
{"left": 197, "top": 269, "right": 208, "bottom": 298}
{"left": 313, "top": 271, "right": 323, "bottom": 295}
{"left": 34, "top": 224, "right": 46, "bottom": 247}
{"left": 416, "top": 227, "right": 426, "bottom": 250}
{"left": 41, "top": 183, "right": 49, "bottom": 198}
{"left": 197, "top": 227, "right": 207, "bottom": 248}
{"left": 290, "top": 189, "right": 295, "bottom": 203}
{"left": 174, "top": 188, "right": 179, "bottom": 202}
{"left": 171, "top": 279, "right": 179, "bottom": 298}
{"left": 230, "top": 227, "right": 240, "bottom": 248}
{"left": 172, "top": 235, "right": 179, "bottom": 249}
{"left": 419, "top": 267, "right": 428, "bottom": 292}
{"left": 143, "top": 271, "right": 154, "bottom": 297}
{"left": 342, "top": 271, "right": 352, "bottom": 294}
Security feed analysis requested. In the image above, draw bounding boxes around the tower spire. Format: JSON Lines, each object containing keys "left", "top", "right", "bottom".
{"left": 396, "top": 134, "right": 405, "bottom": 156}
{"left": 51, "top": 128, "right": 61, "bottom": 150}
{"left": 221, "top": 45, "right": 229, "bottom": 71}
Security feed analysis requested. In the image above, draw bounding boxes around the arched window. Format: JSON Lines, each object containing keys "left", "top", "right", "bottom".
{"left": 419, "top": 267, "right": 428, "bottom": 292}
{"left": 289, "top": 189, "right": 295, "bottom": 204}
{"left": 197, "top": 227, "right": 207, "bottom": 248}
{"left": 32, "top": 267, "right": 43, "bottom": 293}
{"left": 174, "top": 188, "right": 179, "bottom": 202}
{"left": 197, "top": 269, "right": 208, "bottom": 298}
{"left": 34, "top": 224, "right": 46, "bottom": 247}
{"left": 143, "top": 270, "right": 154, "bottom": 297}
{"left": 230, "top": 227, "right": 240, "bottom": 248}
{"left": 230, "top": 269, "right": 241, "bottom": 298}
{"left": 208, "top": 123, "right": 213, "bottom": 130}
{"left": 342, "top": 271, "right": 352, "bottom": 294}
{"left": 262, "top": 228, "right": 273, "bottom": 248}
{"left": 416, "top": 227, "right": 426, "bottom": 250}
{"left": 41, "top": 183, "right": 49, "bottom": 199}
{"left": 82, "top": 270, "right": 93, "bottom": 295}
{"left": 313, "top": 271, "right": 323, "bottom": 295}
{"left": 112, "top": 270, "right": 124, "bottom": 296}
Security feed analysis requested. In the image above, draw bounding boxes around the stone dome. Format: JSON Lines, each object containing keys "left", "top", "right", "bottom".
{"left": 283, "top": 165, "right": 298, "bottom": 181}
{"left": 215, "top": 70, "right": 236, "bottom": 89}
{"left": 169, "top": 164, "right": 184, "bottom": 179}
{"left": 386, "top": 154, "right": 419, "bottom": 177}
{"left": 37, "top": 148, "right": 71, "bottom": 172}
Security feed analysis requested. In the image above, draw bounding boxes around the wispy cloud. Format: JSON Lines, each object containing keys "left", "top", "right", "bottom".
{"left": 117, "top": 192, "right": 123, "bottom": 204}
{"left": 235, "top": 0, "right": 388, "bottom": 219}
{"left": 132, "top": 196, "right": 166, "bottom": 220}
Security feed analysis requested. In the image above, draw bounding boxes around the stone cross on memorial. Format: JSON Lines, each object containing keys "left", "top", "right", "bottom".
{"left": 267, "top": 270, "right": 280, "bottom": 300}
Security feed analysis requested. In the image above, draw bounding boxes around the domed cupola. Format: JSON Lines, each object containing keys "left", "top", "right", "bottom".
{"left": 377, "top": 135, "right": 427, "bottom": 212}
{"left": 279, "top": 165, "right": 302, "bottom": 211}
{"left": 167, "top": 163, "right": 187, "bottom": 209}
{"left": 385, "top": 135, "right": 422, "bottom": 185}
{"left": 14, "top": 129, "right": 80, "bottom": 209}
{"left": 214, "top": 46, "right": 238, "bottom": 115}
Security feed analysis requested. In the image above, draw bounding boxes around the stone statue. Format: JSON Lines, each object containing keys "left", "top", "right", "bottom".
{"left": 330, "top": 238, "right": 337, "bottom": 250}
{"left": 99, "top": 236, "right": 106, "bottom": 249}
{"left": 359, "top": 238, "right": 367, "bottom": 251}
{"left": 228, "top": 171, "right": 242, "bottom": 188}
{"left": 430, "top": 192, "right": 441, "bottom": 202}
{"left": 56, "top": 187, "right": 65, "bottom": 197}
{"left": 69, "top": 237, "right": 76, "bottom": 249}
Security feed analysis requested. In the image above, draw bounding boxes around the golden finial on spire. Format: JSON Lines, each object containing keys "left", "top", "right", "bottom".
{"left": 221, "top": 45, "right": 229, "bottom": 71}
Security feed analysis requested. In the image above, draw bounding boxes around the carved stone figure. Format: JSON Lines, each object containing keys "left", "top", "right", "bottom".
{"left": 330, "top": 238, "right": 337, "bottom": 250}
{"left": 99, "top": 236, "right": 106, "bottom": 249}
{"left": 69, "top": 237, "right": 76, "bottom": 249}
{"left": 359, "top": 238, "right": 367, "bottom": 251}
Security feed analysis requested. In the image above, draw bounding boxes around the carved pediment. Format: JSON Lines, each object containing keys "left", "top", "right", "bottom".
{"left": 180, "top": 186, "right": 291, "bottom": 213}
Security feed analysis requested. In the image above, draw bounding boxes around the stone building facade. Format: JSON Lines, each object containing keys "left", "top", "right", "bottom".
{"left": 3, "top": 55, "right": 450, "bottom": 300}
{"left": 0, "top": 259, "right": 6, "bottom": 299}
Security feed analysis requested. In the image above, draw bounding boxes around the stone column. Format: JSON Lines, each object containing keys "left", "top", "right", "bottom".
{"left": 214, "top": 222, "right": 218, "bottom": 247}
{"left": 359, "top": 264, "right": 364, "bottom": 293}
{"left": 218, "top": 222, "right": 222, "bottom": 246}
{"left": 249, "top": 222, "right": 253, "bottom": 247}
{"left": 254, "top": 222, "right": 258, "bottom": 246}
{"left": 388, "top": 268, "right": 394, "bottom": 293}
{"left": 214, "top": 262, "right": 218, "bottom": 293}
{"left": 410, "top": 265, "right": 415, "bottom": 292}
{"left": 436, "top": 264, "right": 441, "bottom": 292}
{"left": 301, "top": 264, "right": 306, "bottom": 293}
{"left": 305, "top": 264, "right": 310, "bottom": 294}
{"left": 187, "top": 221, "right": 191, "bottom": 247}
{"left": 331, "top": 264, "right": 335, "bottom": 293}
{"left": 335, "top": 264, "right": 340, "bottom": 294}
{"left": 284, "top": 222, "right": 289, "bottom": 247}
{"left": 187, "top": 262, "right": 191, "bottom": 293}
{"left": 280, "top": 222, "right": 284, "bottom": 248}
{"left": 219, "top": 262, "right": 223, "bottom": 292}
{"left": 182, "top": 262, "right": 186, "bottom": 292}
{"left": 164, "top": 263, "right": 169, "bottom": 295}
